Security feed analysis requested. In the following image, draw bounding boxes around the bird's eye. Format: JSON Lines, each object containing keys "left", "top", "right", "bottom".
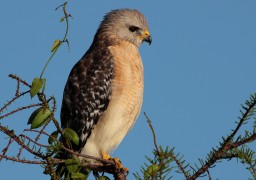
{"left": 129, "top": 26, "right": 140, "bottom": 32}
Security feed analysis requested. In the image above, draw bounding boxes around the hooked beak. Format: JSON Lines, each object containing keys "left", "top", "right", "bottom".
{"left": 142, "top": 30, "right": 152, "bottom": 45}
{"left": 144, "top": 35, "right": 152, "bottom": 45}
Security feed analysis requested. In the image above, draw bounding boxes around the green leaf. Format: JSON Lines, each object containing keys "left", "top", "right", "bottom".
{"left": 60, "top": 17, "right": 65, "bottom": 22}
{"left": 144, "top": 164, "right": 159, "bottom": 177}
{"left": 27, "top": 108, "right": 41, "bottom": 124}
{"left": 65, "top": 158, "right": 80, "bottom": 173}
{"left": 62, "top": 128, "right": 80, "bottom": 145}
{"left": 70, "top": 172, "right": 86, "bottom": 180}
{"left": 51, "top": 39, "right": 61, "bottom": 52}
{"left": 66, "top": 39, "right": 70, "bottom": 52}
{"left": 29, "top": 107, "right": 51, "bottom": 129}
{"left": 48, "top": 131, "right": 59, "bottom": 144}
{"left": 30, "top": 77, "right": 43, "bottom": 98}
{"left": 98, "top": 176, "right": 111, "bottom": 180}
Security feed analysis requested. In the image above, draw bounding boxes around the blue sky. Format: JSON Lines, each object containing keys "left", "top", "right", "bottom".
{"left": 1, "top": 1, "right": 256, "bottom": 179}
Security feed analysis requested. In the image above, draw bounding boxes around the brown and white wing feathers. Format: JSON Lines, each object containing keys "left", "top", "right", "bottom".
{"left": 61, "top": 48, "right": 114, "bottom": 151}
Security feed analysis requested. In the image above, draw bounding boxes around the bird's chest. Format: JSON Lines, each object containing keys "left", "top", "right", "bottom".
{"left": 109, "top": 44, "right": 144, "bottom": 116}
{"left": 81, "top": 43, "right": 144, "bottom": 156}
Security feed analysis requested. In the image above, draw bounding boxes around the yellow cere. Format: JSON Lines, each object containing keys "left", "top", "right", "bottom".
{"left": 144, "top": 30, "right": 150, "bottom": 36}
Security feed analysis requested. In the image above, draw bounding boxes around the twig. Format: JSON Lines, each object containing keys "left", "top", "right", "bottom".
{"left": 144, "top": 112, "right": 159, "bottom": 154}
{"left": 206, "top": 170, "right": 212, "bottom": 180}
{"left": 80, "top": 161, "right": 127, "bottom": 180}
{"left": 230, "top": 133, "right": 256, "bottom": 148}
{"left": 61, "top": 146, "right": 114, "bottom": 165}
{"left": 19, "top": 134, "right": 50, "bottom": 148}
{"left": 52, "top": 117, "right": 62, "bottom": 134}
{"left": 169, "top": 152, "right": 190, "bottom": 179}
{"left": 0, "top": 125, "right": 45, "bottom": 159}
{"left": 0, "top": 138, "right": 14, "bottom": 161}
{"left": 144, "top": 112, "right": 190, "bottom": 179}
{"left": 0, "top": 102, "right": 42, "bottom": 119}
{"left": 23, "top": 128, "right": 117, "bottom": 167}
{"left": 0, "top": 90, "right": 30, "bottom": 114}
{"left": 0, "top": 154, "right": 45, "bottom": 164}
{"left": 17, "top": 144, "right": 24, "bottom": 160}
{"left": 40, "top": 2, "right": 70, "bottom": 79}
{"left": 15, "top": 76, "right": 20, "bottom": 96}
{"left": 35, "top": 116, "right": 52, "bottom": 142}
{"left": 24, "top": 128, "right": 52, "bottom": 137}
{"left": 8, "top": 74, "right": 31, "bottom": 88}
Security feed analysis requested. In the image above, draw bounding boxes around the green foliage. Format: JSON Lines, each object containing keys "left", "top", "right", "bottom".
{"left": 48, "top": 131, "right": 59, "bottom": 144}
{"left": 234, "top": 146, "right": 256, "bottom": 179}
{"left": 70, "top": 172, "right": 87, "bottom": 180}
{"left": 97, "top": 176, "right": 111, "bottom": 180}
{"left": 145, "top": 164, "right": 159, "bottom": 178}
{"left": 28, "top": 107, "right": 51, "bottom": 129}
{"left": 30, "top": 77, "right": 44, "bottom": 98}
{"left": 189, "top": 94, "right": 256, "bottom": 179}
{"left": 62, "top": 128, "right": 80, "bottom": 146}
{"left": 135, "top": 94, "right": 256, "bottom": 179}
{"left": 134, "top": 146, "right": 179, "bottom": 180}
{"left": 65, "top": 158, "right": 80, "bottom": 173}
{"left": 51, "top": 39, "right": 61, "bottom": 52}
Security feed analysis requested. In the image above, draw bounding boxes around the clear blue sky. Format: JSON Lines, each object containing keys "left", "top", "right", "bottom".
{"left": 1, "top": 1, "right": 256, "bottom": 179}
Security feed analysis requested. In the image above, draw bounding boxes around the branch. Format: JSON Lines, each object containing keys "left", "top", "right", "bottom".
{"left": 0, "top": 125, "right": 45, "bottom": 159}
{"left": 144, "top": 112, "right": 159, "bottom": 154}
{"left": 189, "top": 95, "right": 256, "bottom": 180}
{"left": 9, "top": 74, "right": 31, "bottom": 88}
{"left": 0, "top": 102, "right": 41, "bottom": 119}
{"left": 0, "top": 90, "right": 30, "bottom": 114}
{"left": 23, "top": 128, "right": 127, "bottom": 179}
{"left": 230, "top": 133, "right": 256, "bottom": 148}
{"left": 0, "top": 154, "right": 45, "bottom": 164}
{"left": 144, "top": 113, "right": 190, "bottom": 179}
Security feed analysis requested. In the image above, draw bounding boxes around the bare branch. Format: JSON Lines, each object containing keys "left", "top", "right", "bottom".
{"left": 0, "top": 125, "right": 45, "bottom": 159}
{"left": 144, "top": 112, "right": 159, "bottom": 154}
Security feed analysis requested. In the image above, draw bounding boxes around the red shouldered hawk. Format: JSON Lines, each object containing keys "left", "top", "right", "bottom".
{"left": 61, "top": 9, "right": 151, "bottom": 160}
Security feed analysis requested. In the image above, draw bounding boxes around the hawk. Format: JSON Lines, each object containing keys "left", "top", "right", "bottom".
{"left": 61, "top": 9, "right": 151, "bottom": 160}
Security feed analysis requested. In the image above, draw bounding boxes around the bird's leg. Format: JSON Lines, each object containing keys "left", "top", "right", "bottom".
{"left": 101, "top": 151, "right": 129, "bottom": 173}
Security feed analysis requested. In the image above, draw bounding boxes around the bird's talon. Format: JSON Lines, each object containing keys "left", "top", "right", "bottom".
{"left": 113, "top": 158, "right": 122, "bottom": 168}
{"left": 102, "top": 151, "right": 111, "bottom": 160}
{"left": 121, "top": 167, "right": 129, "bottom": 174}
{"left": 113, "top": 158, "right": 129, "bottom": 173}
{"left": 101, "top": 152, "right": 129, "bottom": 173}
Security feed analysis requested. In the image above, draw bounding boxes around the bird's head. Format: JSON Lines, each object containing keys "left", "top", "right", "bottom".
{"left": 97, "top": 9, "right": 152, "bottom": 47}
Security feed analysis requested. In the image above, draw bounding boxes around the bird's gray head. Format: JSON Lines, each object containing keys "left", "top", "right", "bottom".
{"left": 97, "top": 9, "right": 152, "bottom": 47}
